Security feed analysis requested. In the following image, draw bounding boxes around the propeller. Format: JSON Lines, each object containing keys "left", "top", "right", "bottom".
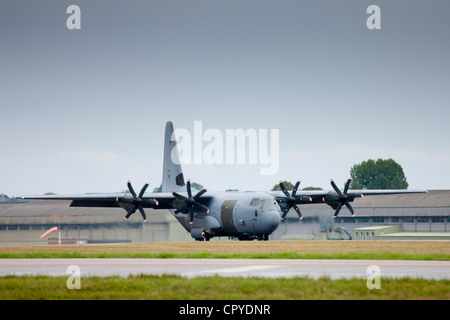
{"left": 328, "top": 178, "right": 359, "bottom": 218}
{"left": 118, "top": 180, "right": 158, "bottom": 222}
{"left": 278, "top": 180, "right": 311, "bottom": 220}
{"left": 172, "top": 180, "right": 209, "bottom": 225}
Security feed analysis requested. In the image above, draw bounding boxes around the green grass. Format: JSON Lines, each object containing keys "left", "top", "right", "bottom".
{"left": 1, "top": 240, "right": 449, "bottom": 260}
{"left": 1, "top": 274, "right": 448, "bottom": 300}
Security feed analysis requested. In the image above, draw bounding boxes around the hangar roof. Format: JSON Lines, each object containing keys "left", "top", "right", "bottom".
{"left": 0, "top": 200, "right": 121, "bottom": 217}
{"left": 0, "top": 200, "right": 170, "bottom": 223}
{"left": 353, "top": 190, "right": 450, "bottom": 208}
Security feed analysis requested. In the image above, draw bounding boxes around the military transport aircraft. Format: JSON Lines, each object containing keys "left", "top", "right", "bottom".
{"left": 20, "top": 121, "right": 427, "bottom": 241}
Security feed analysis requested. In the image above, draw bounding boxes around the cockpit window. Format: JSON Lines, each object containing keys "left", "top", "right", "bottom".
{"left": 250, "top": 197, "right": 279, "bottom": 211}
{"left": 249, "top": 198, "right": 260, "bottom": 206}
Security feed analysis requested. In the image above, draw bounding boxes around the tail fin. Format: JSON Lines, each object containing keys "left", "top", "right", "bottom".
{"left": 162, "top": 121, "right": 185, "bottom": 192}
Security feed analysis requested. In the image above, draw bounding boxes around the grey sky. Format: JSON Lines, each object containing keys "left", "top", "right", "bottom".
{"left": 1, "top": 1, "right": 449, "bottom": 195}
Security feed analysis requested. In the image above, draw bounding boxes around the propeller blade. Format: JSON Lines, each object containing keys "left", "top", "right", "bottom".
{"left": 138, "top": 182, "right": 150, "bottom": 198}
{"left": 292, "top": 180, "right": 301, "bottom": 197}
{"left": 127, "top": 180, "right": 138, "bottom": 199}
{"left": 343, "top": 178, "right": 352, "bottom": 194}
{"left": 279, "top": 181, "right": 290, "bottom": 198}
{"left": 344, "top": 201, "right": 356, "bottom": 217}
{"left": 194, "top": 202, "right": 210, "bottom": 214}
{"left": 172, "top": 191, "right": 187, "bottom": 201}
{"left": 189, "top": 206, "right": 194, "bottom": 224}
{"left": 193, "top": 188, "right": 208, "bottom": 201}
{"left": 330, "top": 179, "right": 343, "bottom": 196}
{"left": 280, "top": 209, "right": 289, "bottom": 220}
{"left": 138, "top": 206, "right": 147, "bottom": 221}
{"left": 186, "top": 180, "right": 192, "bottom": 199}
{"left": 292, "top": 204, "right": 303, "bottom": 220}
{"left": 124, "top": 204, "right": 136, "bottom": 219}
{"left": 174, "top": 204, "right": 187, "bottom": 214}
{"left": 333, "top": 202, "right": 343, "bottom": 218}
{"left": 143, "top": 198, "right": 158, "bottom": 207}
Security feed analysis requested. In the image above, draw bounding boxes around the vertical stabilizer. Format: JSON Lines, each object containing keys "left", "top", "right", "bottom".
{"left": 162, "top": 121, "right": 185, "bottom": 192}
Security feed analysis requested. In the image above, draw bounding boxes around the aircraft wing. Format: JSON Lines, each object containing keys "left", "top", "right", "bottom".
{"left": 19, "top": 192, "right": 193, "bottom": 210}
{"left": 347, "top": 189, "right": 428, "bottom": 196}
{"left": 268, "top": 187, "right": 427, "bottom": 218}
{"left": 19, "top": 193, "right": 123, "bottom": 207}
{"left": 18, "top": 179, "right": 212, "bottom": 222}
{"left": 269, "top": 188, "right": 427, "bottom": 203}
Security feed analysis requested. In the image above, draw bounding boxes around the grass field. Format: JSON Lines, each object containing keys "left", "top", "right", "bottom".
{"left": 1, "top": 240, "right": 449, "bottom": 300}
{"left": 0, "top": 240, "right": 449, "bottom": 260}
{"left": 1, "top": 274, "right": 449, "bottom": 300}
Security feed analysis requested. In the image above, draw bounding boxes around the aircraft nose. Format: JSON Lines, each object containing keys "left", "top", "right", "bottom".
{"left": 261, "top": 210, "right": 280, "bottom": 234}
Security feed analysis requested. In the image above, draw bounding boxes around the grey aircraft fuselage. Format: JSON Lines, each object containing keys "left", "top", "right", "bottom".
{"left": 172, "top": 191, "right": 281, "bottom": 241}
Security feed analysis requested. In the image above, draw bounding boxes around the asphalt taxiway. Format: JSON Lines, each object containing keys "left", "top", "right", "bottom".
{"left": 1, "top": 258, "right": 449, "bottom": 279}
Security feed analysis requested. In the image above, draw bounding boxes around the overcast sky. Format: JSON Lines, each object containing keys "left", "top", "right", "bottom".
{"left": 1, "top": 1, "right": 449, "bottom": 196}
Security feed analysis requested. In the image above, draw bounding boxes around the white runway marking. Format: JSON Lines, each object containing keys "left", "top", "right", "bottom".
{"left": 184, "top": 265, "right": 280, "bottom": 277}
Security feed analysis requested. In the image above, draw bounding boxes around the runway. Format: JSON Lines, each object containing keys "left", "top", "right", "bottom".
{"left": 1, "top": 258, "right": 449, "bottom": 279}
